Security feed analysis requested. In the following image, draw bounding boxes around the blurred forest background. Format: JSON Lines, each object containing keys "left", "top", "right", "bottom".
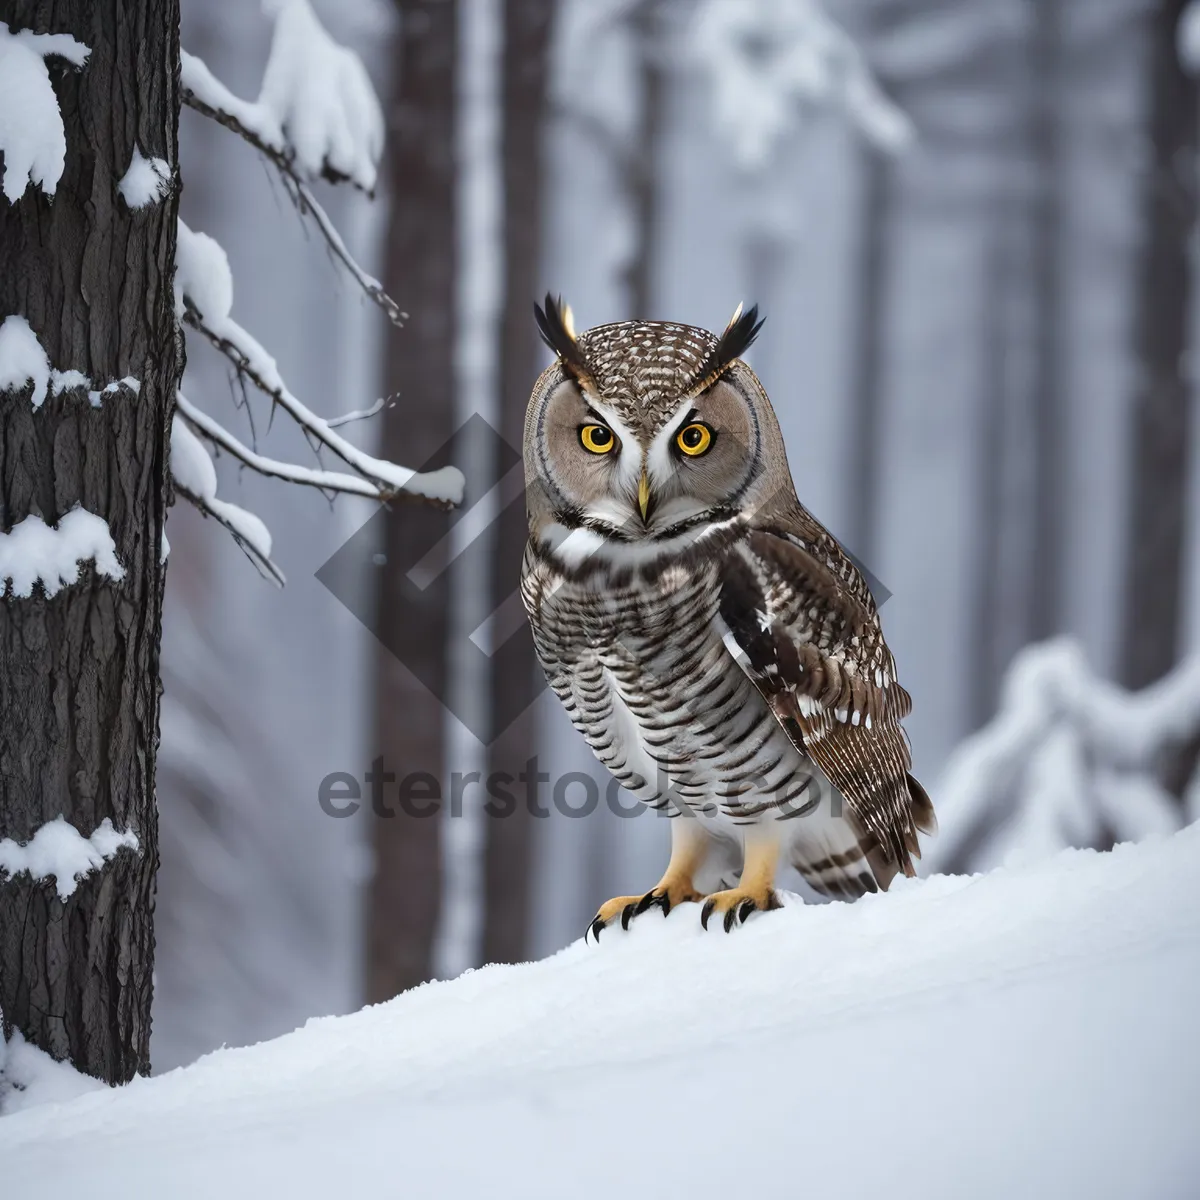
{"left": 154, "top": 0, "right": 1200, "bottom": 1070}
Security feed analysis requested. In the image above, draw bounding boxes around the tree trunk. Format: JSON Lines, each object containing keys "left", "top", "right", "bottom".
{"left": 625, "top": 0, "right": 666, "bottom": 321}
{"left": 0, "top": 0, "right": 180, "bottom": 1082}
{"left": 969, "top": 208, "right": 1014, "bottom": 728}
{"left": 845, "top": 148, "right": 892, "bottom": 570}
{"left": 368, "top": 0, "right": 458, "bottom": 1002}
{"left": 481, "top": 0, "right": 555, "bottom": 968}
{"left": 1027, "top": 0, "right": 1066, "bottom": 643}
{"left": 1120, "top": 0, "right": 1197, "bottom": 689}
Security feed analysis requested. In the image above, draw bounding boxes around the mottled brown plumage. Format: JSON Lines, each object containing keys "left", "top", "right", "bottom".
{"left": 522, "top": 301, "right": 935, "bottom": 935}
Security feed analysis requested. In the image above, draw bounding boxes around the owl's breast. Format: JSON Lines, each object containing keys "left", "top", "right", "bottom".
{"left": 522, "top": 546, "right": 812, "bottom": 822}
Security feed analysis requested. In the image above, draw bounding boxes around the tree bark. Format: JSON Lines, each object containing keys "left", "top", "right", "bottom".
{"left": 481, "top": 0, "right": 555, "bottom": 969}
{"left": 1120, "top": 0, "right": 1198, "bottom": 689}
{"left": 0, "top": 0, "right": 180, "bottom": 1082}
{"left": 368, "top": 0, "right": 458, "bottom": 1002}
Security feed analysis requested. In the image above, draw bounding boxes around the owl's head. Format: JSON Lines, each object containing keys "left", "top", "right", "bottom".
{"left": 524, "top": 296, "right": 795, "bottom": 570}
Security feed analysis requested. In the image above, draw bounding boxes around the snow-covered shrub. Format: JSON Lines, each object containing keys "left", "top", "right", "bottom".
{"left": 926, "top": 640, "right": 1200, "bottom": 874}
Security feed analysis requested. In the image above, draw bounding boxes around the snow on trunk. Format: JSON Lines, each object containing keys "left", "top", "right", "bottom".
{"left": 0, "top": 21, "right": 90, "bottom": 202}
{"left": 0, "top": 817, "right": 139, "bottom": 900}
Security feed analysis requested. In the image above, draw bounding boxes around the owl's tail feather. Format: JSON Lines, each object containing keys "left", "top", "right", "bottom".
{"left": 908, "top": 773, "right": 937, "bottom": 836}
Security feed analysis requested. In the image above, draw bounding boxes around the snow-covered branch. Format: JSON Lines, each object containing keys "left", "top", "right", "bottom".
{"left": 182, "top": 0, "right": 382, "bottom": 192}
{"left": 1181, "top": 2, "right": 1200, "bottom": 72}
{"left": 181, "top": 51, "right": 403, "bottom": 328}
{"left": 169, "top": 7, "right": 462, "bottom": 581}
{"left": 176, "top": 220, "right": 463, "bottom": 511}
{"left": 926, "top": 641, "right": 1200, "bottom": 875}
{"left": 179, "top": 0, "right": 404, "bottom": 327}
{"left": 692, "top": 0, "right": 913, "bottom": 171}
{"left": 171, "top": 413, "right": 285, "bottom": 586}
{"left": 176, "top": 391, "right": 392, "bottom": 501}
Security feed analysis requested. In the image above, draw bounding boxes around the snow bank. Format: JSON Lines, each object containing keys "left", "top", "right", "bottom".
{"left": 0, "top": 1027, "right": 105, "bottom": 1116}
{"left": 0, "top": 817, "right": 139, "bottom": 901}
{"left": 2, "top": 825, "right": 1198, "bottom": 1198}
{"left": 0, "top": 22, "right": 90, "bottom": 203}
{"left": 0, "top": 508, "right": 125, "bottom": 598}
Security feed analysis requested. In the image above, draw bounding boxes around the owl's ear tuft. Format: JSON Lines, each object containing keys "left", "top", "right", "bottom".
{"left": 687, "top": 303, "right": 765, "bottom": 396}
{"left": 534, "top": 293, "right": 596, "bottom": 390}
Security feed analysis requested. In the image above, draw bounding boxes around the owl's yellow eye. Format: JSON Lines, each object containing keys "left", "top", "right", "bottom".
{"left": 580, "top": 424, "right": 616, "bottom": 454}
{"left": 676, "top": 423, "right": 713, "bottom": 456}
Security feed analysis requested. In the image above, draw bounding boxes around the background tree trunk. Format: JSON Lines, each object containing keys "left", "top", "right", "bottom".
{"left": 625, "top": 0, "right": 666, "bottom": 322}
{"left": 1120, "top": 0, "right": 1198, "bottom": 690}
{"left": 481, "top": 0, "right": 555, "bottom": 968}
{"left": 1027, "top": 0, "right": 1066, "bottom": 643}
{"left": 846, "top": 149, "right": 893, "bottom": 571}
{"left": 368, "top": 0, "right": 458, "bottom": 1002}
{"left": 0, "top": 0, "right": 180, "bottom": 1083}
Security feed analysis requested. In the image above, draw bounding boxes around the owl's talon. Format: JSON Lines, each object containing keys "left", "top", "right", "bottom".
{"left": 700, "top": 886, "right": 780, "bottom": 932}
{"left": 588, "top": 878, "right": 702, "bottom": 943}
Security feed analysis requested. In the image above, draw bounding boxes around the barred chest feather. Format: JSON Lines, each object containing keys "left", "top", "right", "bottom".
{"left": 521, "top": 547, "right": 819, "bottom": 827}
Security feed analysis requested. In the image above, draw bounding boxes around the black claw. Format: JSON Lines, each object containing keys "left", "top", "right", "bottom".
{"left": 660, "top": 893, "right": 672, "bottom": 918}
{"left": 738, "top": 898, "right": 757, "bottom": 924}
{"left": 589, "top": 916, "right": 605, "bottom": 943}
{"left": 634, "top": 891, "right": 658, "bottom": 917}
{"left": 700, "top": 898, "right": 715, "bottom": 930}
{"left": 621, "top": 902, "right": 637, "bottom": 930}
{"left": 723, "top": 906, "right": 738, "bottom": 933}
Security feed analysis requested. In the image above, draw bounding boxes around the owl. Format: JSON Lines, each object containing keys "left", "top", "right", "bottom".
{"left": 520, "top": 296, "right": 936, "bottom": 938}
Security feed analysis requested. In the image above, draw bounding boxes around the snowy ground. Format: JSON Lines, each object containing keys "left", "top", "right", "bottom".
{"left": 3, "top": 826, "right": 1199, "bottom": 1199}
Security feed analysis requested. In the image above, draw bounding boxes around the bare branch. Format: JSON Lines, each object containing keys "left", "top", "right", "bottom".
{"left": 181, "top": 305, "right": 462, "bottom": 510}
{"left": 173, "top": 479, "right": 287, "bottom": 587}
{"left": 177, "top": 392, "right": 390, "bottom": 500}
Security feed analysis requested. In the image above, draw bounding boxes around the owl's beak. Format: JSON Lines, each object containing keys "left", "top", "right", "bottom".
{"left": 637, "top": 472, "right": 651, "bottom": 523}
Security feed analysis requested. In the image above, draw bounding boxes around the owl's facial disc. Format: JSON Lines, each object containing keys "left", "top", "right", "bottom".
{"left": 531, "top": 373, "right": 762, "bottom": 566}
{"left": 533, "top": 380, "right": 644, "bottom": 536}
{"left": 640, "top": 378, "right": 760, "bottom": 537}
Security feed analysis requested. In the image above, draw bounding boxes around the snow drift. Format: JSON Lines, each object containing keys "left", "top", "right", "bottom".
{"left": 3, "top": 824, "right": 1198, "bottom": 1198}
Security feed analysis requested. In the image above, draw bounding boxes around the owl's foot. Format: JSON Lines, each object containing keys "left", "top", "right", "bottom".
{"left": 699, "top": 832, "right": 782, "bottom": 932}
{"left": 700, "top": 885, "right": 782, "bottom": 932}
{"left": 587, "top": 878, "right": 703, "bottom": 943}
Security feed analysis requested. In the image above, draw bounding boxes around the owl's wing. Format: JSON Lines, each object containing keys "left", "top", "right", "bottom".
{"left": 718, "top": 525, "right": 936, "bottom": 889}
